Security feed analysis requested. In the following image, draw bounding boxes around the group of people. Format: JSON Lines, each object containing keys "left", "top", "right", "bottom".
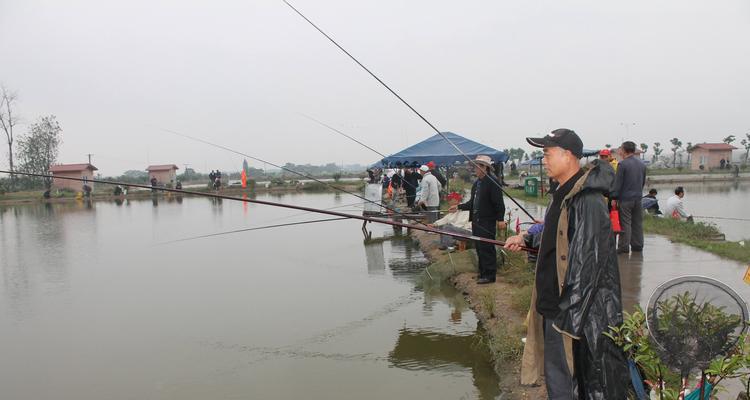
{"left": 208, "top": 170, "right": 222, "bottom": 190}
{"left": 377, "top": 161, "right": 448, "bottom": 221}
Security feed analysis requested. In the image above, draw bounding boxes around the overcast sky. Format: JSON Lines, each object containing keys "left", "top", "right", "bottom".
{"left": 1, "top": 0, "right": 749, "bottom": 175}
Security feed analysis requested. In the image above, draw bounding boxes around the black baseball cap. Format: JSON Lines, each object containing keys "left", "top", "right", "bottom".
{"left": 526, "top": 128, "right": 583, "bottom": 158}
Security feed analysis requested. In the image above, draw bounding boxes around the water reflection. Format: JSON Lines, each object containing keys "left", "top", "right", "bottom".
{"left": 0, "top": 201, "right": 99, "bottom": 320}
{"left": 389, "top": 328, "right": 501, "bottom": 400}
{"left": 363, "top": 241, "right": 385, "bottom": 274}
{"left": 618, "top": 252, "right": 644, "bottom": 313}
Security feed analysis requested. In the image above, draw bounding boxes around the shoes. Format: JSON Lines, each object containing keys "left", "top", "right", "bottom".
{"left": 447, "top": 246, "right": 455, "bottom": 252}
{"left": 438, "top": 245, "right": 447, "bottom": 250}
{"left": 476, "top": 277, "right": 496, "bottom": 285}
{"left": 631, "top": 247, "right": 643, "bottom": 252}
{"left": 616, "top": 249, "right": 629, "bottom": 254}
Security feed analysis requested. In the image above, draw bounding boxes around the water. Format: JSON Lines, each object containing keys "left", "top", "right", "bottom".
{"left": 647, "top": 181, "right": 749, "bottom": 241}
{"left": 0, "top": 193, "right": 500, "bottom": 400}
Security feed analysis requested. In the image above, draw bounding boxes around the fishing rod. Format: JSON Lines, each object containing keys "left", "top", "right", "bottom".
{"left": 155, "top": 126, "right": 428, "bottom": 225}
{"left": 297, "top": 114, "right": 514, "bottom": 240}
{"left": 155, "top": 216, "right": 349, "bottom": 245}
{"left": 2, "top": 170, "right": 536, "bottom": 252}
{"left": 282, "top": 0, "right": 536, "bottom": 221}
{"left": 299, "top": 113, "right": 427, "bottom": 193}
{"left": 693, "top": 215, "right": 750, "bottom": 222}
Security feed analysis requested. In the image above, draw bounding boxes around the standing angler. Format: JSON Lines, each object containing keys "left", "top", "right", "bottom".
{"left": 505, "top": 129, "right": 628, "bottom": 399}
{"left": 450, "top": 155, "right": 506, "bottom": 284}
{"left": 611, "top": 140, "right": 647, "bottom": 254}
{"left": 416, "top": 164, "right": 441, "bottom": 222}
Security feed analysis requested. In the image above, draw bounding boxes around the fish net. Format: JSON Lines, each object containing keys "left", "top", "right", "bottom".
{"left": 646, "top": 276, "right": 748, "bottom": 377}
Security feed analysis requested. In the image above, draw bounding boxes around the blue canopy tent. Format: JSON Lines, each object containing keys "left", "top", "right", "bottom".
{"left": 377, "top": 132, "right": 508, "bottom": 167}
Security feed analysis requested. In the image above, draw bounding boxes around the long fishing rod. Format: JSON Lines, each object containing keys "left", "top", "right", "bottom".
{"left": 299, "top": 113, "right": 420, "bottom": 192}
{"left": 301, "top": 114, "right": 511, "bottom": 240}
{"left": 282, "top": 0, "right": 536, "bottom": 221}
{"left": 155, "top": 216, "right": 349, "bottom": 245}
{"left": 155, "top": 126, "right": 425, "bottom": 225}
{"left": 693, "top": 215, "right": 750, "bottom": 222}
{"left": 2, "top": 171, "right": 537, "bottom": 252}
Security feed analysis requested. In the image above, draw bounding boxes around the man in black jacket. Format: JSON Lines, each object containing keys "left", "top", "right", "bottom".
{"left": 449, "top": 155, "right": 506, "bottom": 284}
{"left": 402, "top": 164, "right": 420, "bottom": 208}
{"left": 504, "top": 129, "right": 628, "bottom": 400}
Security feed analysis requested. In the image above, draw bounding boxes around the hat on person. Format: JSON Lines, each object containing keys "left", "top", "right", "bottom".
{"left": 472, "top": 155, "right": 493, "bottom": 168}
{"left": 419, "top": 165, "right": 430, "bottom": 172}
{"left": 599, "top": 149, "right": 611, "bottom": 156}
{"left": 526, "top": 128, "right": 584, "bottom": 158}
{"left": 410, "top": 161, "right": 419, "bottom": 168}
{"left": 426, "top": 161, "right": 436, "bottom": 169}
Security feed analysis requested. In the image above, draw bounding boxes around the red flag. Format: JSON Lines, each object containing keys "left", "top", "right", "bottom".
{"left": 241, "top": 169, "right": 247, "bottom": 188}
{"left": 515, "top": 217, "right": 521, "bottom": 234}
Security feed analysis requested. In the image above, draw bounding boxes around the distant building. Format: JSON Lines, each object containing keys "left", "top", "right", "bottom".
{"left": 49, "top": 163, "right": 98, "bottom": 191}
{"left": 688, "top": 143, "right": 737, "bottom": 170}
{"left": 146, "top": 164, "right": 179, "bottom": 186}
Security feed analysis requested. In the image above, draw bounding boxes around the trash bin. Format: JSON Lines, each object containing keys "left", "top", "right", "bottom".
{"left": 524, "top": 177, "right": 538, "bottom": 196}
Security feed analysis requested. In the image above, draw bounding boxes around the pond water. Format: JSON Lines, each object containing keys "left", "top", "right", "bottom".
{"left": 0, "top": 193, "right": 500, "bottom": 400}
{"left": 647, "top": 181, "right": 749, "bottom": 241}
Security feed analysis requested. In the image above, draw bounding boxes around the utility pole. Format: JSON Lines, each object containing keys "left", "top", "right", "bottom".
{"left": 619, "top": 122, "right": 636, "bottom": 144}
{"left": 86, "top": 153, "right": 94, "bottom": 165}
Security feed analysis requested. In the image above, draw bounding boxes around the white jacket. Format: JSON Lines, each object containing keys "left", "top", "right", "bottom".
{"left": 419, "top": 172, "right": 441, "bottom": 207}
{"left": 664, "top": 195, "right": 690, "bottom": 219}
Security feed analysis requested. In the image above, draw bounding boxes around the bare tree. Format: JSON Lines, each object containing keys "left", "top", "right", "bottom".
{"left": 0, "top": 85, "right": 19, "bottom": 177}
{"left": 670, "top": 138, "right": 683, "bottom": 168}
{"left": 17, "top": 115, "right": 62, "bottom": 188}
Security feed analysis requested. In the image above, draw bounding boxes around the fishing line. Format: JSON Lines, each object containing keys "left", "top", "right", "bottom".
{"left": 299, "top": 113, "right": 431, "bottom": 193}
{"left": 282, "top": 0, "right": 536, "bottom": 220}
{"left": 693, "top": 215, "right": 750, "bottom": 222}
{"left": 154, "top": 216, "right": 348, "bottom": 246}
{"left": 154, "top": 126, "right": 426, "bottom": 225}
{"left": 1, "top": 171, "right": 537, "bottom": 252}
{"left": 298, "top": 114, "right": 505, "bottom": 238}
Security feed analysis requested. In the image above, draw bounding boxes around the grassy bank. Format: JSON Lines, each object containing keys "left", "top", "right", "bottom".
{"left": 642, "top": 214, "right": 749, "bottom": 262}
{"left": 507, "top": 188, "right": 749, "bottom": 263}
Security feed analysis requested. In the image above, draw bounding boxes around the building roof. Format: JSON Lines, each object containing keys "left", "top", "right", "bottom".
{"left": 691, "top": 143, "right": 737, "bottom": 151}
{"left": 146, "top": 164, "right": 179, "bottom": 171}
{"left": 49, "top": 163, "right": 98, "bottom": 172}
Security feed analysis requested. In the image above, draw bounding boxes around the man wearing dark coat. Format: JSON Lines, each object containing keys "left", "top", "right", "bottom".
{"left": 505, "top": 129, "right": 628, "bottom": 400}
{"left": 402, "top": 166, "right": 420, "bottom": 208}
{"left": 450, "top": 155, "right": 506, "bottom": 284}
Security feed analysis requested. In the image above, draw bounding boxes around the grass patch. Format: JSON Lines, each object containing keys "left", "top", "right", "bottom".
{"left": 478, "top": 288, "right": 498, "bottom": 318}
{"left": 642, "top": 213, "right": 723, "bottom": 240}
{"left": 482, "top": 319, "right": 524, "bottom": 363}
{"left": 507, "top": 188, "right": 549, "bottom": 206}
{"left": 643, "top": 214, "right": 750, "bottom": 263}
{"left": 498, "top": 250, "right": 535, "bottom": 286}
{"left": 510, "top": 284, "right": 533, "bottom": 315}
